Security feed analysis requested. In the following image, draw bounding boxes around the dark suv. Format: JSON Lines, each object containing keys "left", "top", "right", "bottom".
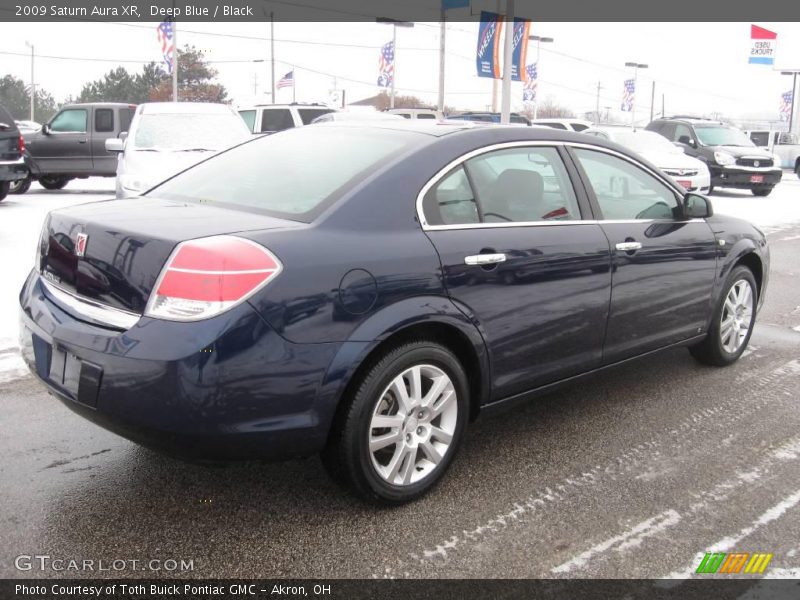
{"left": 646, "top": 117, "right": 782, "bottom": 196}
{"left": 0, "top": 104, "right": 28, "bottom": 201}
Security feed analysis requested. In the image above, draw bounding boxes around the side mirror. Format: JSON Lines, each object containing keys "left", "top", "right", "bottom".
{"left": 677, "top": 135, "right": 696, "bottom": 148}
{"left": 684, "top": 193, "right": 713, "bottom": 219}
{"left": 105, "top": 138, "right": 124, "bottom": 153}
{"left": 42, "top": 124, "right": 51, "bottom": 135}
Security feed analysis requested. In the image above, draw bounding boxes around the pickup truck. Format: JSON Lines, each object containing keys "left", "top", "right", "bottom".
{"left": 14, "top": 102, "right": 135, "bottom": 194}
{"left": 746, "top": 129, "right": 800, "bottom": 175}
{"left": 0, "top": 104, "right": 28, "bottom": 201}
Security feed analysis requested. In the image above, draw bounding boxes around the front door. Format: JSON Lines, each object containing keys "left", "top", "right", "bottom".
{"left": 421, "top": 144, "right": 613, "bottom": 400}
{"left": 32, "top": 108, "right": 92, "bottom": 173}
{"left": 569, "top": 146, "right": 717, "bottom": 363}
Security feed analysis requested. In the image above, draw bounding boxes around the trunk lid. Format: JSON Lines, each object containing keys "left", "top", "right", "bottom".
{"left": 39, "top": 197, "right": 302, "bottom": 314}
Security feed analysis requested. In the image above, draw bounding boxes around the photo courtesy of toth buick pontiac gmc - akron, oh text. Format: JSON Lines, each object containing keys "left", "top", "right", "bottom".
{"left": 19, "top": 122, "right": 769, "bottom": 504}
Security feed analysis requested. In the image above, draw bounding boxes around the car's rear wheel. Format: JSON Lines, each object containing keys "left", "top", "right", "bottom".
{"left": 322, "top": 340, "right": 468, "bottom": 504}
{"left": 751, "top": 187, "right": 773, "bottom": 197}
{"left": 39, "top": 176, "right": 70, "bottom": 190}
{"left": 689, "top": 265, "right": 757, "bottom": 366}
{"left": 0, "top": 181, "right": 9, "bottom": 201}
{"left": 9, "top": 176, "right": 32, "bottom": 194}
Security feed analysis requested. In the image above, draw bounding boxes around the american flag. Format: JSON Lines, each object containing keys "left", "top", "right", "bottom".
{"left": 523, "top": 63, "right": 538, "bottom": 102}
{"left": 156, "top": 21, "right": 175, "bottom": 74}
{"left": 780, "top": 90, "right": 793, "bottom": 121}
{"left": 377, "top": 40, "right": 395, "bottom": 88}
{"left": 277, "top": 71, "right": 294, "bottom": 89}
{"left": 621, "top": 79, "right": 635, "bottom": 112}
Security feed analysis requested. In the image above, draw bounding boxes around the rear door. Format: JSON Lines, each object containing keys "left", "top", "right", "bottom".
{"left": 421, "top": 143, "right": 612, "bottom": 400}
{"left": 90, "top": 107, "right": 117, "bottom": 174}
{"left": 568, "top": 145, "right": 717, "bottom": 362}
{"left": 34, "top": 107, "right": 92, "bottom": 173}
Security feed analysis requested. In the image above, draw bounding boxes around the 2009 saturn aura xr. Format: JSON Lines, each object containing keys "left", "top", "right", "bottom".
{"left": 19, "top": 123, "right": 769, "bottom": 504}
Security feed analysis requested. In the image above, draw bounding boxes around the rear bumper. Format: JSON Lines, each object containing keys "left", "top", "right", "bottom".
{"left": 19, "top": 271, "right": 343, "bottom": 460}
{"left": 0, "top": 157, "right": 27, "bottom": 181}
{"left": 710, "top": 166, "right": 782, "bottom": 189}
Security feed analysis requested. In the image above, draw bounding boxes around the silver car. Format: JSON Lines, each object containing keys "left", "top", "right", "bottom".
{"left": 106, "top": 102, "right": 251, "bottom": 198}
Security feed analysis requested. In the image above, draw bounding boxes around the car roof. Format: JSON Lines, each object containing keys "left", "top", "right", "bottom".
{"left": 238, "top": 103, "right": 332, "bottom": 109}
{"left": 139, "top": 102, "right": 235, "bottom": 115}
{"left": 652, "top": 117, "right": 727, "bottom": 126}
{"left": 63, "top": 102, "right": 136, "bottom": 109}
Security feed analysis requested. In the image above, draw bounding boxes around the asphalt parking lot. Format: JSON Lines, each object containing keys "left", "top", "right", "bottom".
{"left": 1, "top": 178, "right": 799, "bottom": 581}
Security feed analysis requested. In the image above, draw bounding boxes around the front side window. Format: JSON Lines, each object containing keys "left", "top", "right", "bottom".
{"left": 421, "top": 146, "right": 581, "bottom": 226}
{"left": 238, "top": 110, "right": 256, "bottom": 132}
{"left": 673, "top": 124, "right": 694, "bottom": 144}
{"left": 694, "top": 125, "right": 754, "bottom": 147}
{"left": 298, "top": 108, "right": 333, "bottom": 124}
{"left": 572, "top": 148, "right": 680, "bottom": 221}
{"left": 50, "top": 109, "right": 87, "bottom": 133}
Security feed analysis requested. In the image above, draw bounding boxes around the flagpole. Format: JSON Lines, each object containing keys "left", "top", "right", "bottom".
{"left": 293, "top": 69, "right": 296, "bottom": 103}
{"left": 172, "top": 20, "right": 178, "bottom": 102}
{"left": 390, "top": 24, "right": 397, "bottom": 109}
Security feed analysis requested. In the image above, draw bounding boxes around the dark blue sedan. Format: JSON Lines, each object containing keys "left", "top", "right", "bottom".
{"left": 19, "top": 122, "right": 769, "bottom": 503}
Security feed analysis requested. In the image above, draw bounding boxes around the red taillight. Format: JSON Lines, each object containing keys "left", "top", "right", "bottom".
{"left": 144, "top": 236, "right": 282, "bottom": 321}
{"left": 18, "top": 134, "right": 25, "bottom": 154}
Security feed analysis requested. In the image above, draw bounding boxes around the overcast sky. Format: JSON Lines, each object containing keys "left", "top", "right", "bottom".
{"left": 3, "top": 21, "right": 800, "bottom": 123}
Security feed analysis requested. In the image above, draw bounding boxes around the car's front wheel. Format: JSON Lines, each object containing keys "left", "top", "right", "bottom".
{"left": 689, "top": 265, "right": 757, "bottom": 366}
{"left": 323, "top": 340, "right": 469, "bottom": 504}
{"left": 0, "top": 181, "right": 9, "bottom": 201}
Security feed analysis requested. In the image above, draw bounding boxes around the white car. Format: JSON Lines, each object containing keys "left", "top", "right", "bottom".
{"left": 106, "top": 102, "right": 251, "bottom": 198}
{"left": 532, "top": 118, "right": 593, "bottom": 132}
{"left": 237, "top": 103, "right": 336, "bottom": 134}
{"left": 583, "top": 127, "right": 711, "bottom": 194}
{"left": 309, "top": 111, "right": 406, "bottom": 124}
{"left": 386, "top": 108, "right": 443, "bottom": 120}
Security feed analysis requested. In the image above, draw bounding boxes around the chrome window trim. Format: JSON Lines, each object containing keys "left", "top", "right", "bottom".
{"left": 416, "top": 140, "right": 687, "bottom": 231}
{"left": 41, "top": 279, "right": 141, "bottom": 330}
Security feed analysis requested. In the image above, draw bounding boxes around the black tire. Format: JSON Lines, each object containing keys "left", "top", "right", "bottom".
{"left": 751, "top": 187, "right": 773, "bottom": 197}
{"left": 707, "top": 185, "right": 714, "bottom": 195}
{"left": 322, "top": 340, "right": 469, "bottom": 505}
{"left": 9, "top": 176, "right": 32, "bottom": 194}
{"left": 0, "top": 181, "right": 8, "bottom": 201}
{"left": 689, "top": 265, "right": 757, "bottom": 367}
{"left": 795, "top": 163, "right": 800, "bottom": 178}
{"left": 39, "top": 176, "right": 70, "bottom": 190}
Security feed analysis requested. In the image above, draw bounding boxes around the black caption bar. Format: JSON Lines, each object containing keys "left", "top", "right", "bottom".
{"left": 3, "top": 579, "right": 800, "bottom": 600}
{"left": 2, "top": 0, "right": 800, "bottom": 22}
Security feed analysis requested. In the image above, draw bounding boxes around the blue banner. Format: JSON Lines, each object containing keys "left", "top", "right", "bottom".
{"left": 476, "top": 11, "right": 503, "bottom": 79}
{"left": 510, "top": 18, "right": 531, "bottom": 81}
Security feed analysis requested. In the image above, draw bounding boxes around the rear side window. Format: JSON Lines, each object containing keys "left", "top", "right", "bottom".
{"left": 422, "top": 146, "right": 581, "bottom": 226}
{"left": 571, "top": 123, "right": 589, "bottom": 132}
{"left": 540, "top": 122, "right": 567, "bottom": 130}
{"left": 261, "top": 109, "right": 294, "bottom": 132}
{"left": 120, "top": 108, "right": 134, "bottom": 133}
{"left": 749, "top": 132, "right": 769, "bottom": 147}
{"left": 95, "top": 108, "right": 114, "bottom": 133}
{"left": 150, "top": 127, "right": 421, "bottom": 222}
{"left": 417, "top": 113, "right": 436, "bottom": 120}
{"left": 297, "top": 108, "right": 333, "bottom": 125}
{"left": 50, "top": 109, "right": 87, "bottom": 133}
{"left": 395, "top": 113, "right": 412, "bottom": 119}
{"left": 238, "top": 110, "right": 256, "bottom": 132}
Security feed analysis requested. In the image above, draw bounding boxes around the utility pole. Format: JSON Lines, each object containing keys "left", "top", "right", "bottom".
{"left": 528, "top": 35, "right": 553, "bottom": 120}
{"left": 270, "top": 12, "right": 276, "bottom": 103}
{"left": 650, "top": 80, "right": 655, "bottom": 123}
{"left": 499, "top": 0, "right": 515, "bottom": 124}
{"left": 595, "top": 81, "right": 602, "bottom": 124}
{"left": 24, "top": 41, "right": 34, "bottom": 121}
{"left": 781, "top": 71, "right": 799, "bottom": 135}
{"left": 438, "top": 14, "right": 446, "bottom": 115}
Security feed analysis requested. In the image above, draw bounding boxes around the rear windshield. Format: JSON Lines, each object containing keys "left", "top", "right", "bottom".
{"left": 132, "top": 112, "right": 249, "bottom": 151}
{"left": 149, "top": 126, "right": 423, "bottom": 222}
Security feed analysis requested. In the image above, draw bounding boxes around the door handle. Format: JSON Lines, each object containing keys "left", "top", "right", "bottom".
{"left": 465, "top": 253, "right": 507, "bottom": 266}
{"left": 615, "top": 241, "right": 642, "bottom": 252}
{"left": 77, "top": 138, "right": 87, "bottom": 144}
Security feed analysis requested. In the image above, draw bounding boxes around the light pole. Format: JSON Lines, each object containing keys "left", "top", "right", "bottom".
{"left": 529, "top": 35, "right": 554, "bottom": 120}
{"left": 24, "top": 41, "right": 34, "bottom": 121}
{"left": 377, "top": 18, "right": 414, "bottom": 109}
{"left": 625, "top": 61, "right": 648, "bottom": 128}
{"left": 781, "top": 71, "right": 799, "bottom": 135}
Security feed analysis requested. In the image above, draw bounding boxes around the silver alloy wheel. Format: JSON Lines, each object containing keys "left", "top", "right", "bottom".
{"left": 720, "top": 279, "right": 754, "bottom": 354}
{"left": 368, "top": 364, "right": 458, "bottom": 486}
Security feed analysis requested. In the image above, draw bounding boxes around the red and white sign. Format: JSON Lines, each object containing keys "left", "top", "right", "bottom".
{"left": 749, "top": 25, "right": 777, "bottom": 65}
